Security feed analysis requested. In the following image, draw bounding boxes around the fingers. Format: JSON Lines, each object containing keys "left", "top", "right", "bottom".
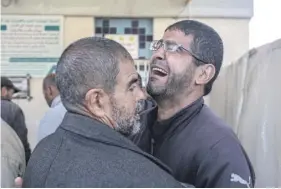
{"left": 14, "top": 177, "right": 23, "bottom": 188}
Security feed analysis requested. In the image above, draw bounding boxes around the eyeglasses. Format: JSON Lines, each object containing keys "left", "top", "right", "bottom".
{"left": 149, "top": 40, "right": 208, "bottom": 64}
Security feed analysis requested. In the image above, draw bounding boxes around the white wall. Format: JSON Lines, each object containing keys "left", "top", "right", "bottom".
{"left": 64, "top": 16, "right": 94, "bottom": 48}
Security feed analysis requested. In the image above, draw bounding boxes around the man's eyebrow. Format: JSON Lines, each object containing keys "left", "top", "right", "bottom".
{"left": 127, "top": 77, "right": 138, "bottom": 88}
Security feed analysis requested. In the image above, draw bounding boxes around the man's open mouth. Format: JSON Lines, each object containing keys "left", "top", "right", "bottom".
{"left": 151, "top": 67, "right": 168, "bottom": 77}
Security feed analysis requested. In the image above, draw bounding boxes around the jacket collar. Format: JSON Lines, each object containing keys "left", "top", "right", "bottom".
{"left": 60, "top": 112, "right": 173, "bottom": 174}
{"left": 150, "top": 97, "right": 204, "bottom": 142}
{"left": 60, "top": 112, "right": 134, "bottom": 147}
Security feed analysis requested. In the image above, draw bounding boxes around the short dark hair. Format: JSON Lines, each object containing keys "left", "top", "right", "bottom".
{"left": 165, "top": 20, "right": 224, "bottom": 96}
{"left": 43, "top": 73, "right": 57, "bottom": 90}
{"left": 55, "top": 37, "right": 133, "bottom": 107}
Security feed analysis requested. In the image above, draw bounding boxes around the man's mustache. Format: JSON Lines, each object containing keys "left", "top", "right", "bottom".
{"left": 150, "top": 59, "right": 169, "bottom": 70}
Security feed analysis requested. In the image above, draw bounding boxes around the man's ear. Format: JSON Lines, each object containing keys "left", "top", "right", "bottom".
{"left": 47, "top": 86, "right": 53, "bottom": 96}
{"left": 85, "top": 89, "right": 108, "bottom": 118}
{"left": 49, "top": 85, "right": 59, "bottom": 97}
{"left": 195, "top": 64, "right": 216, "bottom": 85}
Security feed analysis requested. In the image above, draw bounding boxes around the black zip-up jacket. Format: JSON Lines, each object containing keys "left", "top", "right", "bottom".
{"left": 131, "top": 97, "right": 255, "bottom": 188}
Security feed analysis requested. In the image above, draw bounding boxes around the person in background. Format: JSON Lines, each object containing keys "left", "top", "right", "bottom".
{"left": 1, "top": 119, "right": 26, "bottom": 188}
{"left": 22, "top": 37, "right": 187, "bottom": 188}
{"left": 131, "top": 20, "right": 255, "bottom": 187}
{"left": 37, "top": 73, "right": 66, "bottom": 142}
{"left": 1, "top": 76, "right": 31, "bottom": 164}
{"left": 137, "top": 73, "right": 153, "bottom": 100}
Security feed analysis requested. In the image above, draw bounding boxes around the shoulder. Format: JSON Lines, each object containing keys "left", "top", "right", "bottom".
{"left": 192, "top": 105, "right": 237, "bottom": 146}
{"left": 180, "top": 105, "right": 245, "bottom": 164}
{"left": 1, "top": 100, "right": 22, "bottom": 112}
{"left": 191, "top": 107, "right": 255, "bottom": 186}
{"left": 34, "top": 130, "right": 65, "bottom": 155}
{"left": 199, "top": 105, "right": 232, "bottom": 129}
{"left": 197, "top": 133, "right": 255, "bottom": 187}
{"left": 27, "top": 129, "right": 66, "bottom": 175}
{"left": 23, "top": 131, "right": 65, "bottom": 187}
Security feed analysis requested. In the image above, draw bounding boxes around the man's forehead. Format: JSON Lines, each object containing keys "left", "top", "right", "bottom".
{"left": 118, "top": 61, "right": 138, "bottom": 79}
{"left": 162, "top": 30, "right": 193, "bottom": 47}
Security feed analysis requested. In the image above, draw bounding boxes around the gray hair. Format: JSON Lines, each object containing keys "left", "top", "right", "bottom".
{"left": 165, "top": 20, "right": 224, "bottom": 96}
{"left": 55, "top": 37, "right": 133, "bottom": 107}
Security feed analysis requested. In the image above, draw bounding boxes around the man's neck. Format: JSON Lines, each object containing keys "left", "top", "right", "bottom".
{"left": 50, "top": 95, "right": 61, "bottom": 107}
{"left": 156, "top": 91, "right": 202, "bottom": 121}
{"left": 64, "top": 102, "right": 115, "bottom": 130}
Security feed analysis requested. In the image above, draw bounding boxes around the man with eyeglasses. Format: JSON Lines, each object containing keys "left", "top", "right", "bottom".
{"left": 131, "top": 20, "right": 255, "bottom": 188}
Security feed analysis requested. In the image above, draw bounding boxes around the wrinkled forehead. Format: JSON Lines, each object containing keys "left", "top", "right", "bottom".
{"left": 162, "top": 29, "right": 194, "bottom": 49}
{"left": 116, "top": 61, "right": 138, "bottom": 85}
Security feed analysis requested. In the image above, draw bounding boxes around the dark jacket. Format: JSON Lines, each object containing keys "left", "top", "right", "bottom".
{"left": 1, "top": 99, "right": 31, "bottom": 163}
{"left": 131, "top": 98, "right": 255, "bottom": 188}
{"left": 23, "top": 112, "right": 185, "bottom": 188}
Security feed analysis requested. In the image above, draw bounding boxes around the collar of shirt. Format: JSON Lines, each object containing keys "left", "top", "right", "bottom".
{"left": 151, "top": 97, "right": 204, "bottom": 142}
{"left": 51, "top": 95, "right": 62, "bottom": 108}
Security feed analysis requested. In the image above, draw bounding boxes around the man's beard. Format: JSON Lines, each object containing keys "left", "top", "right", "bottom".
{"left": 110, "top": 97, "right": 143, "bottom": 137}
{"left": 147, "top": 64, "right": 195, "bottom": 102}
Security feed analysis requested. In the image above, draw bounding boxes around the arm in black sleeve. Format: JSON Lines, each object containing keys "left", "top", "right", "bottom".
{"left": 196, "top": 136, "right": 255, "bottom": 188}
{"left": 12, "top": 107, "right": 31, "bottom": 164}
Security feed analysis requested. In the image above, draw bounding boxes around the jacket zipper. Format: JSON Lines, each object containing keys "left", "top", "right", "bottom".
{"left": 150, "top": 138, "right": 155, "bottom": 155}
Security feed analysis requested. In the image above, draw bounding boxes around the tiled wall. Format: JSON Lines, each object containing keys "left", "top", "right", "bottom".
{"left": 94, "top": 18, "right": 153, "bottom": 59}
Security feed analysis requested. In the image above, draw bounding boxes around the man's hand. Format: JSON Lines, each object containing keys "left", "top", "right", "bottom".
{"left": 15, "top": 177, "right": 23, "bottom": 188}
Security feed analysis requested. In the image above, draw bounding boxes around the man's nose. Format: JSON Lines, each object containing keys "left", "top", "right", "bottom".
{"left": 136, "top": 89, "right": 146, "bottom": 101}
{"left": 151, "top": 47, "right": 165, "bottom": 61}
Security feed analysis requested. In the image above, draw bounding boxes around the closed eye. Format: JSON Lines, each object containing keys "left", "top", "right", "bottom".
{"left": 129, "top": 84, "right": 137, "bottom": 92}
{"left": 127, "top": 78, "right": 139, "bottom": 91}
